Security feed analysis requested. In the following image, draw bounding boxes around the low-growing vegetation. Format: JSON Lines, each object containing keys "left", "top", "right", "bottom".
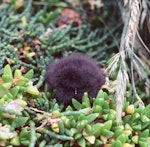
{"left": 0, "top": 65, "right": 150, "bottom": 146}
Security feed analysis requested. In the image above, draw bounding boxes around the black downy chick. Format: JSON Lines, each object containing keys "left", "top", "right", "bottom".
{"left": 45, "top": 54, "right": 106, "bottom": 105}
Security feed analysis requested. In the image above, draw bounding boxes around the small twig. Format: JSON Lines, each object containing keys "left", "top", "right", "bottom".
{"left": 136, "top": 31, "right": 150, "bottom": 53}
{"left": 130, "top": 57, "right": 145, "bottom": 107}
{"left": 25, "top": 107, "right": 50, "bottom": 115}
{"left": 35, "top": 121, "right": 47, "bottom": 131}
{"left": 35, "top": 117, "right": 61, "bottom": 131}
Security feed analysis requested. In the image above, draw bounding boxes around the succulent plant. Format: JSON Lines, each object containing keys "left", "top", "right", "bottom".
{"left": 0, "top": 65, "right": 149, "bottom": 147}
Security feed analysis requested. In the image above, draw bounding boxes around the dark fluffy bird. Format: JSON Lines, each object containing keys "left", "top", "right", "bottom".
{"left": 45, "top": 54, "right": 106, "bottom": 105}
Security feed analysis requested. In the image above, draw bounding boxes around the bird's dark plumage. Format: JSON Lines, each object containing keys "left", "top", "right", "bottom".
{"left": 45, "top": 54, "right": 106, "bottom": 105}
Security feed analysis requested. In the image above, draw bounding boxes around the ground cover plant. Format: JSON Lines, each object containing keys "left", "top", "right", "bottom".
{"left": 0, "top": 64, "right": 150, "bottom": 147}
{"left": 0, "top": 0, "right": 150, "bottom": 147}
